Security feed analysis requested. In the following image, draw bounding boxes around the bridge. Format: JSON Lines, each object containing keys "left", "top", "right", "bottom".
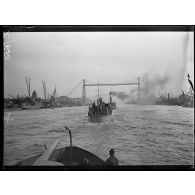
{"left": 67, "top": 77, "right": 141, "bottom": 104}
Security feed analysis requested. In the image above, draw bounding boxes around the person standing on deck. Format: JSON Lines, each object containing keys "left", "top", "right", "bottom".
{"left": 92, "top": 102, "right": 97, "bottom": 115}
{"left": 99, "top": 97, "right": 103, "bottom": 114}
{"left": 106, "top": 149, "right": 119, "bottom": 165}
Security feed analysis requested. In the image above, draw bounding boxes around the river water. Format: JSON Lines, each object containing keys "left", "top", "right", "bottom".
{"left": 3, "top": 104, "right": 194, "bottom": 165}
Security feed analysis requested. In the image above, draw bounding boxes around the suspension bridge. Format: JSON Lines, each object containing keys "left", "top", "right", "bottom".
{"left": 67, "top": 77, "right": 141, "bottom": 104}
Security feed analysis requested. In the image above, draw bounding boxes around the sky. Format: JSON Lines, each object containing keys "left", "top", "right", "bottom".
{"left": 4, "top": 31, "right": 194, "bottom": 100}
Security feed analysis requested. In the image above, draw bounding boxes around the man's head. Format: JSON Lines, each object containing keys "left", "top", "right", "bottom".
{"left": 109, "top": 148, "right": 115, "bottom": 156}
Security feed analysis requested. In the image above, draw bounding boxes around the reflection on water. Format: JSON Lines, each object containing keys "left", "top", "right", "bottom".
{"left": 4, "top": 104, "right": 194, "bottom": 165}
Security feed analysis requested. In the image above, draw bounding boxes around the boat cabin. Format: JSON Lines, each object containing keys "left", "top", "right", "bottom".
{"left": 88, "top": 97, "right": 112, "bottom": 117}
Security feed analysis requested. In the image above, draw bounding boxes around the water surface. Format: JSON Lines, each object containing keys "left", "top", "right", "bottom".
{"left": 4, "top": 104, "right": 194, "bottom": 165}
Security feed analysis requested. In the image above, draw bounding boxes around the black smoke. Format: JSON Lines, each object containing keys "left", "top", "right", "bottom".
{"left": 130, "top": 74, "right": 170, "bottom": 104}
{"left": 111, "top": 74, "right": 172, "bottom": 104}
{"left": 110, "top": 91, "right": 129, "bottom": 101}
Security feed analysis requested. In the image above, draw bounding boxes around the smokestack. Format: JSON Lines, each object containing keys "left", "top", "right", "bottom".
{"left": 109, "top": 92, "right": 112, "bottom": 103}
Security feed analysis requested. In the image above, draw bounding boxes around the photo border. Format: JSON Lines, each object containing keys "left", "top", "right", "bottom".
{"left": 1, "top": 25, "right": 194, "bottom": 171}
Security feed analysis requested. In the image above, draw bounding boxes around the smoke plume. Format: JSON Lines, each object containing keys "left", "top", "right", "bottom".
{"left": 130, "top": 74, "right": 170, "bottom": 104}
{"left": 110, "top": 74, "right": 170, "bottom": 104}
{"left": 110, "top": 91, "right": 129, "bottom": 101}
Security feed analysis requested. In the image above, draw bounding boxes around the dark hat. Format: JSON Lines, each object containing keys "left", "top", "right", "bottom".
{"left": 109, "top": 148, "right": 115, "bottom": 155}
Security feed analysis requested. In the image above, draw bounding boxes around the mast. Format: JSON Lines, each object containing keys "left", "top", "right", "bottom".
{"left": 97, "top": 82, "right": 100, "bottom": 99}
{"left": 25, "top": 75, "right": 31, "bottom": 98}
{"left": 45, "top": 81, "right": 47, "bottom": 100}
{"left": 53, "top": 84, "right": 57, "bottom": 103}
{"left": 25, "top": 77, "right": 29, "bottom": 97}
{"left": 29, "top": 75, "right": 31, "bottom": 97}
{"left": 42, "top": 81, "right": 47, "bottom": 101}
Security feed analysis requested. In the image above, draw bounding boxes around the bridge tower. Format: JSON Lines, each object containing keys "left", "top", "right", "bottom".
{"left": 82, "top": 79, "right": 86, "bottom": 104}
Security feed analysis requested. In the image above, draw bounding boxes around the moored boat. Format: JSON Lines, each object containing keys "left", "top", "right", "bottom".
{"left": 22, "top": 102, "right": 44, "bottom": 110}
{"left": 4, "top": 107, "right": 22, "bottom": 112}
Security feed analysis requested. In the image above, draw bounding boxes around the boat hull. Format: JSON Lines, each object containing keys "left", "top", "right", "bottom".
{"left": 88, "top": 115, "right": 113, "bottom": 123}
{"left": 4, "top": 107, "right": 22, "bottom": 112}
{"left": 22, "top": 104, "right": 43, "bottom": 110}
{"left": 16, "top": 146, "right": 105, "bottom": 166}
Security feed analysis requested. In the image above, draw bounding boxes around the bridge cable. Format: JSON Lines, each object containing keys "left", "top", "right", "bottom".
{"left": 67, "top": 80, "right": 83, "bottom": 97}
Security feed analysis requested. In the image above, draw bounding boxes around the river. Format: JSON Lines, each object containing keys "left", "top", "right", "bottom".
{"left": 3, "top": 104, "right": 194, "bottom": 165}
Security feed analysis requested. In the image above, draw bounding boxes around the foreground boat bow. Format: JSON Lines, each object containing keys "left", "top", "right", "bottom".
{"left": 16, "top": 126, "right": 105, "bottom": 166}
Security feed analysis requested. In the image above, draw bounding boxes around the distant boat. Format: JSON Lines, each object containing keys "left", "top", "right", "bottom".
{"left": 4, "top": 107, "right": 22, "bottom": 112}
{"left": 22, "top": 102, "right": 44, "bottom": 110}
{"left": 88, "top": 96, "right": 113, "bottom": 123}
{"left": 4, "top": 102, "right": 22, "bottom": 111}
{"left": 111, "top": 102, "right": 117, "bottom": 109}
{"left": 182, "top": 102, "right": 194, "bottom": 108}
{"left": 16, "top": 126, "right": 105, "bottom": 166}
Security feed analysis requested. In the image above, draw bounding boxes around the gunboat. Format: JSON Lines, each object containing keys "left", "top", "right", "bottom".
{"left": 88, "top": 96, "right": 113, "bottom": 123}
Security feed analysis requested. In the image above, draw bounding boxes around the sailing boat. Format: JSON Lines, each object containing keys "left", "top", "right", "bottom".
{"left": 22, "top": 76, "right": 43, "bottom": 110}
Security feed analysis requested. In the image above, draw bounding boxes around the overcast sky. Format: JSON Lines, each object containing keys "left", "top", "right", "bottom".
{"left": 4, "top": 32, "right": 194, "bottom": 99}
